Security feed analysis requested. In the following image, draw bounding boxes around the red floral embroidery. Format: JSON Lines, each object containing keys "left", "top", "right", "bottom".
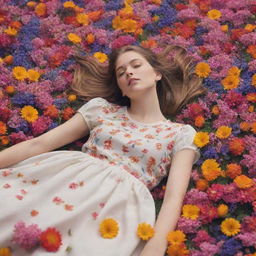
{"left": 3, "top": 183, "right": 11, "bottom": 188}
{"left": 92, "top": 212, "right": 98, "bottom": 220}
{"left": 52, "top": 196, "right": 64, "bottom": 205}
{"left": 64, "top": 204, "right": 74, "bottom": 211}
{"left": 69, "top": 182, "right": 78, "bottom": 189}
{"left": 104, "top": 139, "right": 112, "bottom": 150}
{"left": 31, "top": 210, "right": 39, "bottom": 216}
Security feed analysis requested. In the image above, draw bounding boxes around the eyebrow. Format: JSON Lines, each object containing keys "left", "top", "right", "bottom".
{"left": 116, "top": 59, "right": 141, "bottom": 73}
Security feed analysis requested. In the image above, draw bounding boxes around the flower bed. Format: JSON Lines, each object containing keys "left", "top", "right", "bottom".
{"left": 0, "top": 0, "right": 256, "bottom": 255}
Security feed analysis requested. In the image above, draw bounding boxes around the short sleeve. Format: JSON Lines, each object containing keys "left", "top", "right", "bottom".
{"left": 173, "top": 125, "right": 200, "bottom": 164}
{"left": 77, "top": 97, "right": 107, "bottom": 130}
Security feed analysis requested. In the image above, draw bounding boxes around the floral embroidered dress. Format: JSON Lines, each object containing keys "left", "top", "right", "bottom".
{"left": 0, "top": 97, "right": 200, "bottom": 256}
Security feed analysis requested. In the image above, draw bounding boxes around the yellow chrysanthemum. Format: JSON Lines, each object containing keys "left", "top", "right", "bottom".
{"left": 67, "top": 33, "right": 81, "bottom": 44}
{"left": 252, "top": 74, "right": 256, "bottom": 87}
{"left": 182, "top": 204, "right": 200, "bottom": 220}
{"left": 227, "top": 66, "right": 241, "bottom": 77}
{"left": 99, "top": 218, "right": 119, "bottom": 239}
{"left": 112, "top": 16, "right": 123, "bottom": 30}
{"left": 93, "top": 52, "right": 108, "bottom": 63}
{"left": 221, "top": 218, "right": 241, "bottom": 236}
{"left": 167, "top": 244, "right": 189, "bottom": 256}
{"left": 221, "top": 75, "right": 240, "bottom": 90}
{"left": 137, "top": 223, "right": 154, "bottom": 241}
{"left": 201, "top": 159, "right": 221, "bottom": 181}
{"left": 67, "top": 94, "right": 77, "bottom": 102}
{"left": 193, "top": 132, "right": 210, "bottom": 147}
{"left": 217, "top": 204, "right": 228, "bottom": 217}
{"left": 27, "top": 69, "right": 41, "bottom": 82}
{"left": 234, "top": 175, "right": 254, "bottom": 189}
{"left": 12, "top": 66, "right": 28, "bottom": 81}
{"left": 27, "top": 1, "right": 37, "bottom": 7}
{"left": 63, "top": 1, "right": 76, "bottom": 8}
{"left": 76, "top": 13, "right": 89, "bottom": 25}
{"left": 20, "top": 106, "right": 39, "bottom": 123}
{"left": 4, "top": 26, "right": 18, "bottom": 36}
{"left": 195, "top": 62, "right": 211, "bottom": 78}
{"left": 122, "top": 19, "right": 138, "bottom": 33}
{"left": 86, "top": 33, "right": 95, "bottom": 44}
{"left": 211, "top": 105, "right": 220, "bottom": 115}
{"left": 119, "top": 1, "right": 133, "bottom": 16}
{"left": 215, "top": 126, "right": 232, "bottom": 139}
{"left": 35, "top": 3, "right": 47, "bottom": 17}
{"left": 0, "top": 247, "right": 11, "bottom": 256}
{"left": 207, "top": 9, "right": 222, "bottom": 20}
{"left": 221, "top": 25, "right": 228, "bottom": 32}
{"left": 167, "top": 230, "right": 186, "bottom": 245}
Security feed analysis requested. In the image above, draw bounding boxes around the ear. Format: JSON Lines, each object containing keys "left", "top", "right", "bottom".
{"left": 155, "top": 72, "right": 162, "bottom": 81}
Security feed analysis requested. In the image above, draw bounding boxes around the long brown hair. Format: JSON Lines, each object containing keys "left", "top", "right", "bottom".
{"left": 70, "top": 45, "right": 207, "bottom": 117}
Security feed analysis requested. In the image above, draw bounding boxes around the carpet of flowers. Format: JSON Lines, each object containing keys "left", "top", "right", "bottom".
{"left": 0, "top": 0, "right": 255, "bottom": 255}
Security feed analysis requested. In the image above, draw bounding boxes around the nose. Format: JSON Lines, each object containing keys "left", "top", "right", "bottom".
{"left": 125, "top": 66, "right": 134, "bottom": 77}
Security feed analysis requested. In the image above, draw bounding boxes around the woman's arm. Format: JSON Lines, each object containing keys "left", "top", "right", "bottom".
{"left": 140, "top": 149, "right": 196, "bottom": 256}
{"left": 0, "top": 113, "right": 89, "bottom": 168}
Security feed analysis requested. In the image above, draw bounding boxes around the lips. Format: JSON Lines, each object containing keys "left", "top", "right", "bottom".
{"left": 128, "top": 78, "right": 139, "bottom": 86}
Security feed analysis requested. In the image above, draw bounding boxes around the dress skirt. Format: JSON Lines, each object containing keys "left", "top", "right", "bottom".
{"left": 0, "top": 151, "right": 156, "bottom": 256}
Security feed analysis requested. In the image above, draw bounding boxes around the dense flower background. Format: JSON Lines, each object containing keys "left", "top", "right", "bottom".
{"left": 0, "top": 0, "right": 256, "bottom": 255}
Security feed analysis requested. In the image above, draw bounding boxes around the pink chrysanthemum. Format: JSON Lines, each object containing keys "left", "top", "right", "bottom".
{"left": 12, "top": 221, "right": 42, "bottom": 250}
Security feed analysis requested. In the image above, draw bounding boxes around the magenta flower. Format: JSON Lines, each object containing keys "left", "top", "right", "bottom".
{"left": 12, "top": 221, "right": 42, "bottom": 250}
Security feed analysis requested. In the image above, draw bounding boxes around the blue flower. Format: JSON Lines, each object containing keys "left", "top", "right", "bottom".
{"left": 94, "top": 16, "right": 114, "bottom": 29}
{"left": 54, "top": 98, "right": 68, "bottom": 109}
{"left": 11, "top": 92, "right": 36, "bottom": 107}
{"left": 15, "top": 120, "right": 30, "bottom": 133}
{"left": 105, "top": 1, "right": 123, "bottom": 11}
{"left": 220, "top": 238, "right": 242, "bottom": 256}
{"left": 203, "top": 78, "right": 225, "bottom": 94}
{"left": 202, "top": 146, "right": 218, "bottom": 159}
{"left": 48, "top": 122, "right": 59, "bottom": 131}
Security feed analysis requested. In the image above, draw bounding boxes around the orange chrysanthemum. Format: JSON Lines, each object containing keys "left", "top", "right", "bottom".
{"left": 195, "top": 62, "right": 211, "bottom": 78}
{"left": 194, "top": 115, "right": 205, "bottom": 127}
{"left": 201, "top": 159, "right": 221, "bottom": 181}
{"left": 0, "top": 247, "right": 11, "bottom": 256}
{"left": 5, "top": 85, "right": 15, "bottom": 94}
{"left": 167, "top": 230, "right": 186, "bottom": 245}
{"left": 196, "top": 178, "right": 209, "bottom": 191}
{"left": 251, "top": 74, "right": 256, "bottom": 87}
{"left": 226, "top": 163, "right": 242, "bottom": 179}
{"left": 35, "top": 3, "right": 47, "bottom": 17}
{"left": 86, "top": 33, "right": 95, "bottom": 44}
{"left": 251, "top": 122, "right": 256, "bottom": 134}
{"left": 229, "top": 137, "right": 245, "bottom": 155}
{"left": 43, "top": 105, "right": 59, "bottom": 119}
{"left": 246, "top": 93, "right": 256, "bottom": 102}
{"left": 247, "top": 45, "right": 256, "bottom": 59}
{"left": 167, "top": 243, "right": 189, "bottom": 256}
{"left": 216, "top": 126, "right": 232, "bottom": 139}
{"left": 227, "top": 66, "right": 241, "bottom": 77}
{"left": 62, "top": 107, "right": 75, "bottom": 121}
{"left": 0, "top": 136, "right": 9, "bottom": 146}
{"left": 217, "top": 204, "right": 229, "bottom": 217}
{"left": 211, "top": 105, "right": 220, "bottom": 115}
{"left": 0, "top": 121, "right": 7, "bottom": 135}
{"left": 40, "top": 227, "right": 62, "bottom": 252}
{"left": 234, "top": 175, "right": 254, "bottom": 189}
{"left": 240, "top": 122, "right": 251, "bottom": 132}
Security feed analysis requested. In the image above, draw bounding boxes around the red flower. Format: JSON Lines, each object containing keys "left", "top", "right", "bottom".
{"left": 40, "top": 227, "right": 62, "bottom": 252}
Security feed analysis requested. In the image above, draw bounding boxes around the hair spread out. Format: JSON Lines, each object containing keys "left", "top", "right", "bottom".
{"left": 70, "top": 45, "right": 207, "bottom": 117}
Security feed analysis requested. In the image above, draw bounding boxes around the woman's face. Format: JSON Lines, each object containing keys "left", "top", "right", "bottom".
{"left": 115, "top": 50, "right": 161, "bottom": 99}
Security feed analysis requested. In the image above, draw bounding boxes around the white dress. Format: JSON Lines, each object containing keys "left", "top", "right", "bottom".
{"left": 0, "top": 97, "right": 200, "bottom": 256}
